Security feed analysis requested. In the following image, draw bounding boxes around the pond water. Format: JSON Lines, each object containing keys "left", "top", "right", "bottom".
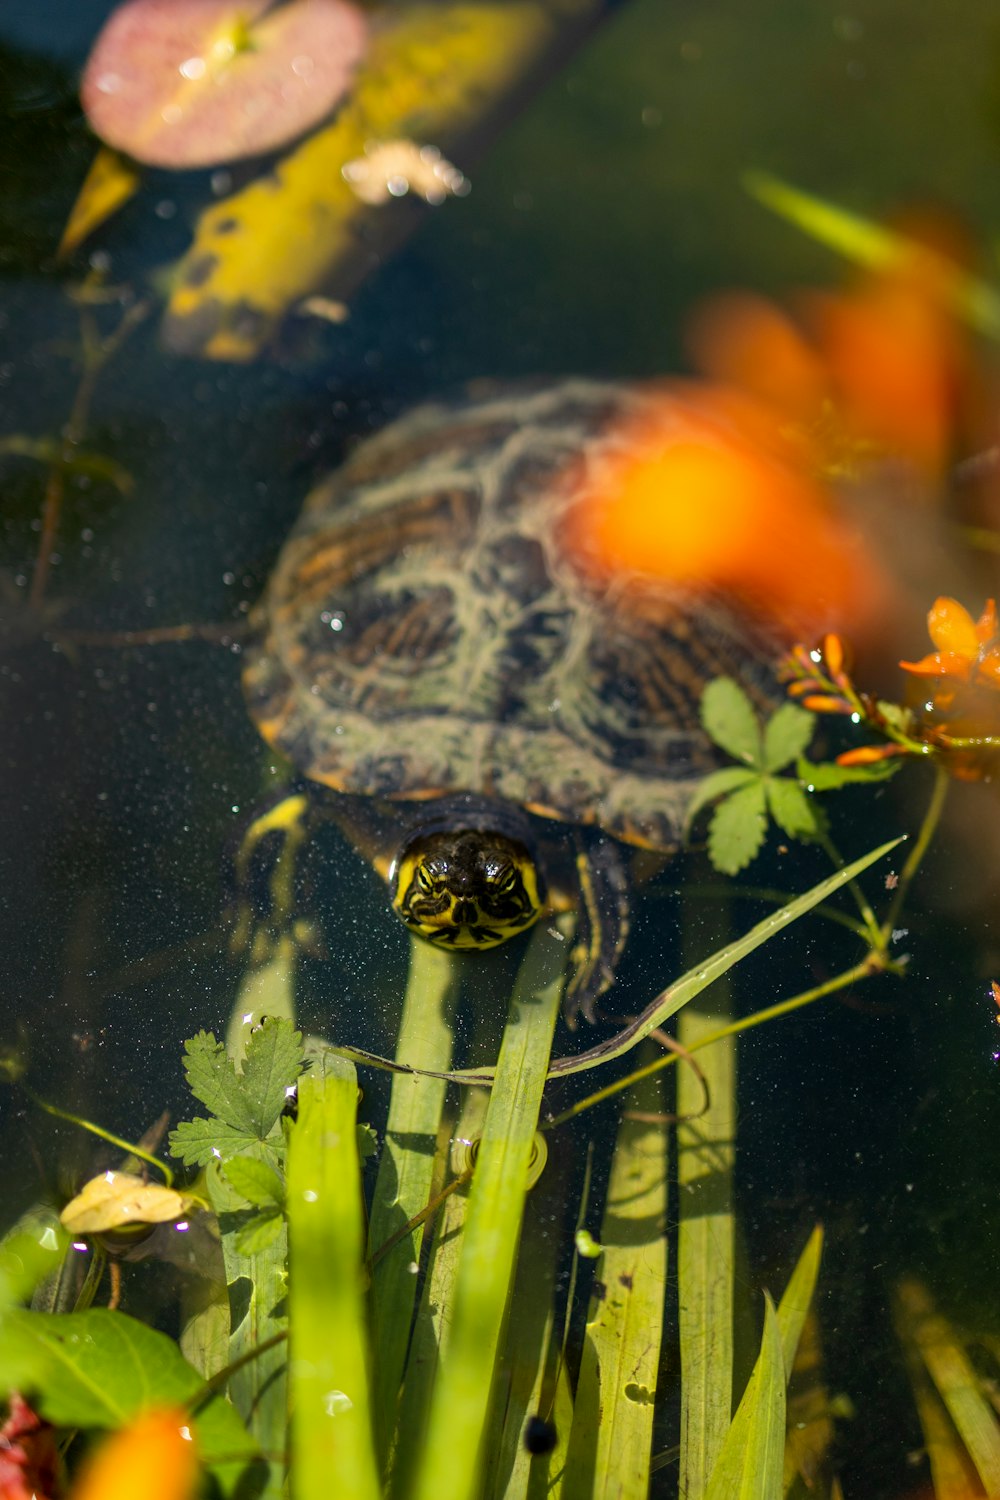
{"left": 2, "top": 3, "right": 1000, "bottom": 1497}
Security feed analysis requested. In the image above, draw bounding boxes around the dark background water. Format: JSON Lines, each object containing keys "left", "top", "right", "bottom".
{"left": 3, "top": 3, "right": 1000, "bottom": 1494}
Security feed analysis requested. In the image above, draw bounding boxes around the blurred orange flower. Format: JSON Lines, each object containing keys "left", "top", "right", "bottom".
{"left": 70, "top": 1409, "right": 197, "bottom": 1500}
{"left": 899, "top": 596, "right": 1000, "bottom": 686}
{"left": 687, "top": 234, "right": 974, "bottom": 485}
{"left": 564, "top": 383, "right": 895, "bottom": 642}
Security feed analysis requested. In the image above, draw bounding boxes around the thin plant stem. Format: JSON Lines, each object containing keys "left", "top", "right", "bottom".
{"left": 545, "top": 959, "right": 877, "bottom": 1130}
{"left": 30, "top": 295, "right": 149, "bottom": 608}
{"left": 879, "top": 762, "right": 949, "bottom": 943}
{"left": 22, "top": 1085, "right": 173, "bottom": 1186}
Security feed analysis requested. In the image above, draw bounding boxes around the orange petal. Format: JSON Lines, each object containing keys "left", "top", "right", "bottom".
{"left": 685, "top": 293, "right": 829, "bottom": 424}
{"left": 822, "top": 633, "right": 845, "bottom": 676}
{"left": 801, "top": 694, "right": 853, "bottom": 713}
{"left": 975, "top": 598, "right": 999, "bottom": 643}
{"left": 899, "top": 652, "right": 955, "bottom": 676}
{"left": 925, "top": 596, "right": 979, "bottom": 659}
{"left": 562, "top": 384, "right": 895, "bottom": 642}
{"left": 975, "top": 649, "right": 1000, "bottom": 687}
{"left": 70, "top": 1409, "right": 197, "bottom": 1500}
{"left": 836, "top": 744, "right": 908, "bottom": 765}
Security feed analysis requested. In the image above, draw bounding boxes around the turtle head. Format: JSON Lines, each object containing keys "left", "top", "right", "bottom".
{"left": 389, "top": 827, "right": 546, "bottom": 949}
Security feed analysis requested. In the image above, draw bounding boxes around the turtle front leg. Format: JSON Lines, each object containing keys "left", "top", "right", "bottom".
{"left": 563, "top": 832, "right": 630, "bottom": 1027}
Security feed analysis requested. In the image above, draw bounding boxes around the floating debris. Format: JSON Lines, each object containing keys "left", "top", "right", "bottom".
{"left": 341, "top": 140, "right": 470, "bottom": 206}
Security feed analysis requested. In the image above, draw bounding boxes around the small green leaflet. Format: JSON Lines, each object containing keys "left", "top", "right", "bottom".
{"left": 689, "top": 679, "right": 902, "bottom": 875}
{"left": 169, "top": 1017, "right": 304, "bottom": 1167}
{"left": 688, "top": 680, "right": 822, "bottom": 874}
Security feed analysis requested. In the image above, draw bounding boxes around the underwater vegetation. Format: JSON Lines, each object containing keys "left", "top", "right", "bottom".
{"left": 6, "top": 4, "right": 1000, "bottom": 1499}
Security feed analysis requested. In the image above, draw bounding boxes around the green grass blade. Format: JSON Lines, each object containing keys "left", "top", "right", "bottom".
{"left": 894, "top": 1277, "right": 1000, "bottom": 1495}
{"left": 391, "top": 1087, "right": 488, "bottom": 1496}
{"left": 678, "top": 898, "right": 736, "bottom": 1500}
{"left": 776, "top": 1227, "right": 824, "bottom": 1380}
{"left": 542, "top": 837, "right": 902, "bottom": 1081}
{"left": 744, "top": 169, "right": 1000, "bottom": 340}
{"left": 487, "top": 1194, "right": 562, "bottom": 1500}
{"left": 369, "top": 937, "right": 461, "bottom": 1466}
{"left": 286, "top": 1054, "right": 381, "bottom": 1500}
{"left": 563, "top": 1064, "right": 669, "bottom": 1500}
{"left": 705, "top": 1296, "right": 786, "bottom": 1500}
{"left": 206, "top": 1157, "right": 287, "bottom": 1500}
{"left": 410, "top": 918, "right": 568, "bottom": 1500}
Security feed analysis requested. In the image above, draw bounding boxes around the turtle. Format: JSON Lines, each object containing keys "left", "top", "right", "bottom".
{"left": 242, "top": 379, "right": 777, "bottom": 1024}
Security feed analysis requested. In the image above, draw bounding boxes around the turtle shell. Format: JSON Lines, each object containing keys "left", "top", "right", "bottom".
{"left": 243, "top": 379, "right": 777, "bottom": 851}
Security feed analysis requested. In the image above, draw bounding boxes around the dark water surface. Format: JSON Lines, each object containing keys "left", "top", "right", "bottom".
{"left": 2, "top": 4, "right": 1000, "bottom": 1495}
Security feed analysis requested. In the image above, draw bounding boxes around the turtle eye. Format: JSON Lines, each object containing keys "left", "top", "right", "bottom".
{"left": 494, "top": 865, "right": 517, "bottom": 891}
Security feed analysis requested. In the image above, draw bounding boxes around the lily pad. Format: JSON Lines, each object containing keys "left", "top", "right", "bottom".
{"left": 81, "top": 0, "right": 370, "bottom": 169}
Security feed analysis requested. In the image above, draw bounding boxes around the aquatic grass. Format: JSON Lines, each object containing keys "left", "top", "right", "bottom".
{"left": 677, "top": 900, "right": 736, "bottom": 1500}
{"left": 410, "top": 917, "right": 569, "bottom": 1500}
{"left": 483, "top": 1193, "right": 563, "bottom": 1499}
{"left": 704, "top": 1296, "right": 786, "bottom": 1500}
{"left": 563, "top": 1060, "right": 670, "bottom": 1499}
{"left": 743, "top": 169, "right": 1000, "bottom": 341}
{"left": 286, "top": 1054, "right": 381, "bottom": 1500}
{"left": 368, "top": 937, "right": 461, "bottom": 1465}
{"left": 391, "top": 1085, "right": 488, "bottom": 1496}
{"left": 894, "top": 1276, "right": 1000, "bottom": 1497}
{"left": 702, "top": 1229, "right": 823, "bottom": 1500}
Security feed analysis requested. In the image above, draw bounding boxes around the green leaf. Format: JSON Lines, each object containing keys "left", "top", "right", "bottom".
{"left": 233, "top": 1209, "right": 284, "bottom": 1256}
{"left": 168, "top": 1116, "right": 263, "bottom": 1167}
{"left": 181, "top": 1032, "right": 258, "bottom": 1133}
{"left": 685, "top": 767, "right": 759, "bottom": 834}
{"left": 704, "top": 1295, "right": 786, "bottom": 1500}
{"left": 797, "top": 754, "right": 902, "bottom": 789}
{"left": 240, "top": 1016, "right": 304, "bottom": 1138}
{"left": 701, "top": 678, "right": 762, "bottom": 764}
{"left": 762, "top": 703, "right": 815, "bottom": 772}
{"left": 874, "top": 699, "right": 915, "bottom": 733}
{"left": 0, "top": 1308, "right": 257, "bottom": 1491}
{"left": 707, "top": 781, "right": 768, "bottom": 875}
{"left": 765, "top": 778, "right": 821, "bottom": 841}
{"left": 223, "top": 1155, "right": 285, "bottom": 1209}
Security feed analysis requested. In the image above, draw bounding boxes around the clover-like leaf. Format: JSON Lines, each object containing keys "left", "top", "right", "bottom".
{"left": 222, "top": 1156, "right": 285, "bottom": 1211}
{"left": 707, "top": 781, "right": 768, "bottom": 876}
{"left": 168, "top": 1117, "right": 263, "bottom": 1167}
{"left": 797, "top": 756, "right": 903, "bottom": 790}
{"left": 180, "top": 1032, "right": 256, "bottom": 1133}
{"left": 762, "top": 702, "right": 815, "bottom": 772}
{"left": 685, "top": 766, "right": 759, "bottom": 836}
{"left": 233, "top": 1210, "right": 284, "bottom": 1256}
{"left": 700, "top": 678, "right": 762, "bottom": 764}
{"left": 765, "top": 779, "right": 822, "bottom": 841}
{"left": 240, "top": 1018, "right": 305, "bottom": 1138}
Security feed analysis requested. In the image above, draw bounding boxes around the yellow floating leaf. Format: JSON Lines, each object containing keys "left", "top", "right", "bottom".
{"left": 162, "top": 1, "right": 605, "bottom": 360}
{"left": 60, "top": 1170, "right": 190, "bottom": 1235}
{"left": 57, "top": 146, "right": 142, "bottom": 259}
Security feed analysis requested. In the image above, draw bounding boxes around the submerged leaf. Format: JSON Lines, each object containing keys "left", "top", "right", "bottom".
{"left": 684, "top": 766, "right": 759, "bottom": 834}
{"left": 707, "top": 780, "right": 768, "bottom": 875}
{"left": 179, "top": 1031, "right": 257, "bottom": 1134}
{"left": 168, "top": 1116, "right": 262, "bottom": 1166}
{"left": 222, "top": 1155, "right": 285, "bottom": 1209}
{"left": 58, "top": 145, "right": 142, "bottom": 259}
{"left": 240, "top": 1016, "right": 304, "bottom": 1137}
{"left": 81, "top": 0, "right": 370, "bottom": 169}
{"left": 797, "top": 755, "right": 903, "bottom": 789}
{"left": 701, "top": 678, "right": 762, "bottom": 764}
{"left": 762, "top": 701, "right": 815, "bottom": 771}
{"left": 765, "top": 778, "right": 821, "bottom": 841}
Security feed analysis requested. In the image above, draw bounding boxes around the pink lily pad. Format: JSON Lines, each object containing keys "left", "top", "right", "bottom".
{"left": 81, "top": 0, "right": 370, "bottom": 169}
